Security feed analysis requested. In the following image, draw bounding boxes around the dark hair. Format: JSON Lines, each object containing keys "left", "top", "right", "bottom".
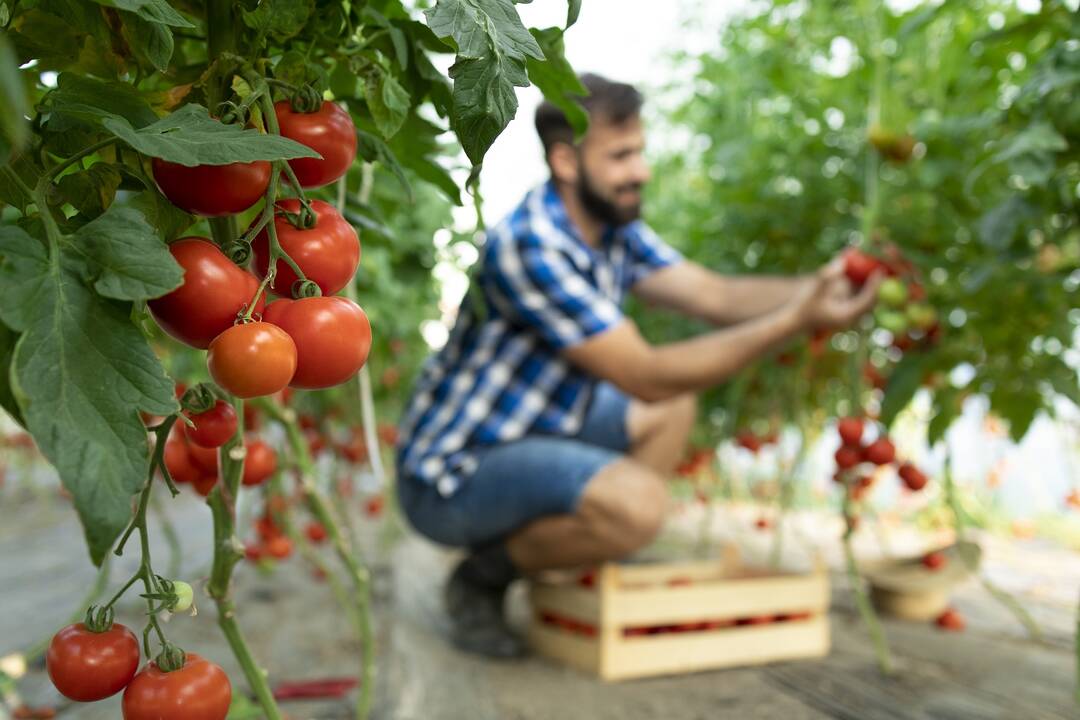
{"left": 534, "top": 73, "right": 643, "bottom": 157}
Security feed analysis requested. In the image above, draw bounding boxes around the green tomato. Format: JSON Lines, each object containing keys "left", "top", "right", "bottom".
{"left": 171, "top": 580, "right": 194, "bottom": 613}
{"left": 906, "top": 303, "right": 938, "bottom": 331}
{"left": 877, "top": 278, "right": 909, "bottom": 308}
{"left": 876, "top": 309, "right": 910, "bottom": 336}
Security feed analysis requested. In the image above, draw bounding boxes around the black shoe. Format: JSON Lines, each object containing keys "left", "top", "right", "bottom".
{"left": 443, "top": 550, "right": 529, "bottom": 659}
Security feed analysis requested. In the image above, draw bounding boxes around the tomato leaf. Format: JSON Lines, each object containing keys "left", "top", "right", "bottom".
{"left": 0, "top": 225, "right": 178, "bottom": 566}
{"left": 0, "top": 34, "right": 30, "bottom": 165}
{"left": 55, "top": 163, "right": 123, "bottom": 219}
{"left": 356, "top": 129, "right": 413, "bottom": 201}
{"left": 880, "top": 354, "right": 928, "bottom": 428}
{"left": 46, "top": 73, "right": 159, "bottom": 131}
{"left": 364, "top": 65, "right": 411, "bottom": 139}
{"left": 977, "top": 195, "right": 1033, "bottom": 250}
{"left": 124, "top": 189, "right": 195, "bottom": 242}
{"left": 566, "top": 0, "right": 581, "bottom": 28}
{"left": 425, "top": 0, "right": 543, "bottom": 164}
{"left": 100, "top": 104, "right": 321, "bottom": 164}
{"left": 87, "top": 0, "right": 193, "bottom": 27}
{"left": 242, "top": 0, "right": 314, "bottom": 44}
{"left": 72, "top": 204, "right": 183, "bottom": 301}
{"left": 0, "top": 321, "right": 25, "bottom": 428}
{"left": 121, "top": 12, "right": 174, "bottom": 73}
{"left": 0, "top": 152, "right": 43, "bottom": 213}
{"left": 526, "top": 27, "right": 588, "bottom": 139}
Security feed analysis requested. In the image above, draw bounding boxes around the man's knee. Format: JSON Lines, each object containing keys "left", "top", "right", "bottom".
{"left": 630, "top": 392, "right": 697, "bottom": 442}
{"left": 578, "top": 461, "right": 669, "bottom": 555}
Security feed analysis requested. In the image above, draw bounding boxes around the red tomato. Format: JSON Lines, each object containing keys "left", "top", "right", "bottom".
{"left": 244, "top": 543, "right": 264, "bottom": 562}
{"left": 935, "top": 608, "right": 965, "bottom": 631}
{"left": 241, "top": 440, "right": 277, "bottom": 486}
{"left": 843, "top": 248, "right": 883, "bottom": 287}
{"left": 152, "top": 158, "right": 269, "bottom": 217}
{"left": 263, "top": 297, "right": 371, "bottom": 389}
{"left": 898, "top": 462, "right": 928, "bottom": 491}
{"left": 185, "top": 400, "right": 238, "bottom": 449}
{"left": 163, "top": 439, "right": 200, "bottom": 484}
{"left": 274, "top": 101, "right": 357, "bottom": 188}
{"left": 863, "top": 438, "right": 896, "bottom": 465}
{"left": 149, "top": 239, "right": 266, "bottom": 349}
{"left": 377, "top": 423, "right": 399, "bottom": 447}
{"left": 922, "top": 551, "right": 947, "bottom": 571}
{"left": 365, "top": 495, "right": 384, "bottom": 517}
{"left": 121, "top": 653, "right": 231, "bottom": 720}
{"left": 735, "top": 431, "right": 762, "bottom": 453}
{"left": 266, "top": 535, "right": 293, "bottom": 559}
{"left": 305, "top": 522, "right": 328, "bottom": 544}
{"left": 836, "top": 417, "right": 864, "bottom": 447}
{"left": 207, "top": 322, "right": 297, "bottom": 398}
{"left": 192, "top": 474, "right": 217, "bottom": 497}
{"left": 254, "top": 515, "right": 282, "bottom": 542}
{"left": 47, "top": 623, "right": 140, "bottom": 702}
{"left": 250, "top": 199, "right": 360, "bottom": 296}
{"left": 834, "top": 446, "right": 861, "bottom": 470}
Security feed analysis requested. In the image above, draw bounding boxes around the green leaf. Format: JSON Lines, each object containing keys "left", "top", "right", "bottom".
{"left": 927, "top": 390, "right": 960, "bottom": 446}
{"left": 46, "top": 73, "right": 160, "bottom": 131}
{"left": 365, "top": 66, "right": 411, "bottom": 139}
{"left": 527, "top": 27, "right": 589, "bottom": 138}
{"left": 0, "top": 34, "right": 30, "bottom": 165}
{"left": 88, "top": 0, "right": 193, "bottom": 27}
{"left": 992, "top": 121, "right": 1068, "bottom": 162}
{"left": 0, "top": 226, "right": 177, "bottom": 565}
{"left": 0, "top": 153, "right": 43, "bottom": 213}
{"left": 72, "top": 205, "right": 183, "bottom": 300}
{"left": 989, "top": 381, "right": 1042, "bottom": 442}
{"left": 242, "top": 0, "right": 314, "bottom": 43}
{"left": 122, "top": 13, "right": 174, "bottom": 73}
{"left": 880, "top": 354, "right": 928, "bottom": 427}
{"left": 0, "top": 321, "right": 25, "bottom": 427}
{"left": 56, "top": 163, "right": 123, "bottom": 219}
{"left": 446, "top": 55, "right": 525, "bottom": 164}
{"left": 356, "top": 129, "right": 413, "bottom": 201}
{"left": 102, "top": 104, "right": 321, "bottom": 164}
{"left": 124, "top": 190, "right": 194, "bottom": 242}
{"left": 977, "top": 196, "right": 1031, "bottom": 250}
{"left": 566, "top": 0, "right": 581, "bottom": 28}
{"left": 425, "top": 0, "right": 543, "bottom": 61}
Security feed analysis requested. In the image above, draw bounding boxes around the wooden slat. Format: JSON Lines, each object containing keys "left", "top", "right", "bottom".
{"left": 528, "top": 583, "right": 601, "bottom": 623}
{"left": 601, "top": 617, "right": 831, "bottom": 681}
{"left": 611, "top": 546, "right": 742, "bottom": 586}
{"left": 527, "top": 623, "right": 600, "bottom": 675}
{"left": 608, "top": 572, "right": 829, "bottom": 625}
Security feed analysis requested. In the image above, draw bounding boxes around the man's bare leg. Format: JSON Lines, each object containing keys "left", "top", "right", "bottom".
{"left": 626, "top": 392, "right": 697, "bottom": 474}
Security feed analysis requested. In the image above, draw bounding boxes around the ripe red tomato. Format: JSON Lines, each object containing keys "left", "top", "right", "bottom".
{"left": 121, "top": 652, "right": 231, "bottom": 720}
{"left": 263, "top": 297, "right": 371, "bottom": 389}
{"left": 834, "top": 446, "right": 861, "bottom": 470}
{"left": 898, "top": 462, "right": 928, "bottom": 491}
{"left": 843, "top": 248, "right": 883, "bottom": 287}
{"left": 185, "top": 400, "right": 238, "bottom": 449}
{"left": 149, "top": 239, "right": 266, "bottom": 349}
{"left": 735, "top": 431, "right": 762, "bottom": 453}
{"left": 836, "top": 417, "right": 864, "bottom": 447}
{"left": 207, "top": 322, "right": 297, "bottom": 398}
{"left": 274, "top": 101, "right": 357, "bottom": 188}
{"left": 365, "top": 495, "right": 384, "bottom": 517}
{"left": 152, "top": 158, "right": 270, "bottom": 217}
{"left": 163, "top": 439, "right": 200, "bottom": 484}
{"left": 922, "top": 551, "right": 947, "bottom": 571}
{"left": 250, "top": 199, "right": 360, "bottom": 296}
{"left": 935, "top": 608, "right": 965, "bottom": 631}
{"left": 265, "top": 535, "right": 293, "bottom": 559}
{"left": 863, "top": 438, "right": 896, "bottom": 465}
{"left": 192, "top": 474, "right": 217, "bottom": 497}
{"left": 241, "top": 439, "right": 277, "bottom": 486}
{"left": 305, "top": 522, "right": 328, "bottom": 544}
{"left": 47, "top": 622, "right": 140, "bottom": 702}
{"left": 185, "top": 437, "right": 218, "bottom": 473}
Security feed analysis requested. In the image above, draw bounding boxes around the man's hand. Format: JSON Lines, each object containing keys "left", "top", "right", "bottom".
{"left": 791, "top": 258, "right": 882, "bottom": 330}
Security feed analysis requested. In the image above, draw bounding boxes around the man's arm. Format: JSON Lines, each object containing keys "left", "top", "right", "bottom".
{"left": 566, "top": 261, "right": 881, "bottom": 403}
{"left": 632, "top": 260, "right": 814, "bottom": 326}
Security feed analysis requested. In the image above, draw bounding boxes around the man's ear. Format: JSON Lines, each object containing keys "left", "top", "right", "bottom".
{"left": 548, "top": 142, "right": 579, "bottom": 185}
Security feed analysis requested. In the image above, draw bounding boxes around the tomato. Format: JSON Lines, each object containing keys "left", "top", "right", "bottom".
{"left": 152, "top": 158, "right": 270, "bottom": 217}
{"left": 250, "top": 199, "right": 360, "bottom": 296}
{"left": 241, "top": 439, "right": 277, "bottom": 486}
{"left": 170, "top": 581, "right": 194, "bottom": 612}
{"left": 163, "top": 439, "right": 199, "bottom": 484}
{"left": 244, "top": 543, "right": 264, "bottom": 562}
{"left": 843, "top": 248, "right": 883, "bottom": 287}
{"left": 149, "top": 239, "right": 266, "bottom": 349}
{"left": 186, "top": 443, "right": 218, "bottom": 474}
{"left": 863, "top": 438, "right": 896, "bottom": 466}
{"left": 122, "top": 653, "right": 231, "bottom": 720}
{"left": 254, "top": 515, "right": 282, "bottom": 541}
{"left": 875, "top": 309, "right": 909, "bottom": 335}
{"left": 274, "top": 101, "right": 357, "bottom": 188}
{"left": 377, "top": 423, "right": 399, "bottom": 447}
{"left": 305, "top": 429, "right": 327, "bottom": 456}
{"left": 207, "top": 322, "right": 297, "bottom": 398}
{"left": 192, "top": 474, "right": 217, "bottom": 497}
{"left": 265, "top": 535, "right": 293, "bottom": 559}
{"left": 305, "top": 522, "right": 328, "bottom": 544}
{"left": 365, "top": 495, "right": 384, "bottom": 517}
{"left": 834, "top": 446, "right": 861, "bottom": 470}
{"left": 906, "top": 303, "right": 938, "bottom": 330}
{"left": 185, "top": 400, "right": 238, "bottom": 449}
{"left": 922, "top": 551, "right": 947, "bottom": 571}
{"left": 263, "top": 297, "right": 371, "bottom": 389}
{"left": 47, "top": 622, "right": 140, "bottom": 702}
{"left": 898, "top": 462, "right": 928, "bottom": 491}
{"left": 754, "top": 517, "right": 771, "bottom": 530}
{"left": 734, "top": 431, "right": 762, "bottom": 453}
{"left": 836, "top": 417, "right": 864, "bottom": 447}
{"left": 935, "top": 608, "right": 965, "bottom": 632}
{"left": 243, "top": 402, "right": 260, "bottom": 431}
{"left": 877, "top": 277, "right": 908, "bottom": 307}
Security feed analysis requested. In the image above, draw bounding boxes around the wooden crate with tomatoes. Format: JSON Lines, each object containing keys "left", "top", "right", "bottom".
{"left": 527, "top": 546, "right": 830, "bottom": 681}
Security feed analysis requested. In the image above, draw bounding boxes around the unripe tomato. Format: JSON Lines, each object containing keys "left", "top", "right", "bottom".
{"left": 274, "top": 101, "right": 357, "bottom": 188}
{"left": 877, "top": 278, "right": 909, "bottom": 307}
{"left": 121, "top": 653, "right": 231, "bottom": 720}
{"left": 263, "top": 297, "right": 371, "bottom": 389}
{"left": 149, "top": 239, "right": 265, "bottom": 349}
{"left": 47, "top": 622, "right": 140, "bottom": 702}
{"left": 250, "top": 199, "right": 360, "bottom": 296}
{"left": 207, "top": 322, "right": 297, "bottom": 398}
{"left": 152, "top": 158, "right": 270, "bottom": 217}
{"left": 185, "top": 400, "right": 238, "bottom": 448}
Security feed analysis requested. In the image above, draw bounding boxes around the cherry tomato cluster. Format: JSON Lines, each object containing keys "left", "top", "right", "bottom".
{"left": 46, "top": 622, "right": 230, "bottom": 719}
{"left": 734, "top": 429, "right": 778, "bottom": 454}
{"left": 150, "top": 101, "right": 372, "bottom": 399}
{"left": 843, "top": 246, "right": 942, "bottom": 353}
{"left": 832, "top": 416, "right": 930, "bottom": 502}
{"left": 246, "top": 510, "right": 294, "bottom": 562}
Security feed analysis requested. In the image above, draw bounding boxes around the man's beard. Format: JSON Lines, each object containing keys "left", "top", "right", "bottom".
{"left": 577, "top": 166, "right": 643, "bottom": 227}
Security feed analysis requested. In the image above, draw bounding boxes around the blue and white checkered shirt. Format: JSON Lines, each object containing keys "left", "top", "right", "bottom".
{"left": 396, "top": 180, "right": 683, "bottom": 497}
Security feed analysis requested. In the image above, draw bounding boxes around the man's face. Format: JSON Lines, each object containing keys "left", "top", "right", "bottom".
{"left": 573, "top": 116, "right": 651, "bottom": 226}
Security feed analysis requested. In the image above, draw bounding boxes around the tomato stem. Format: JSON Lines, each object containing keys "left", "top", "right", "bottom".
{"left": 44, "top": 137, "right": 119, "bottom": 182}
{"left": 842, "top": 491, "right": 894, "bottom": 675}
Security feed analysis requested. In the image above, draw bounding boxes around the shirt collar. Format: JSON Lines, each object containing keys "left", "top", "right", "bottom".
{"left": 541, "top": 179, "right": 619, "bottom": 251}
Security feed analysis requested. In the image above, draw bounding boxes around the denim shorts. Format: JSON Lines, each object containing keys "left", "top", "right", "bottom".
{"left": 395, "top": 382, "right": 631, "bottom": 549}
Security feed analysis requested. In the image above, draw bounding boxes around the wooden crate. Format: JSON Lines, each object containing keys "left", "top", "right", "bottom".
{"left": 527, "top": 547, "right": 830, "bottom": 681}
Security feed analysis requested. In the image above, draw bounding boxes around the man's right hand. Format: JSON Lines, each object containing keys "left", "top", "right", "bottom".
{"left": 791, "top": 258, "right": 883, "bottom": 331}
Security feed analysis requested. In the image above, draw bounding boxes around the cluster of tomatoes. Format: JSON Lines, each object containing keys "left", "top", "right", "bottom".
{"left": 833, "top": 416, "right": 929, "bottom": 507}
{"left": 47, "top": 619, "right": 230, "bottom": 719}
{"left": 843, "top": 246, "right": 941, "bottom": 354}
{"left": 148, "top": 100, "right": 371, "bottom": 400}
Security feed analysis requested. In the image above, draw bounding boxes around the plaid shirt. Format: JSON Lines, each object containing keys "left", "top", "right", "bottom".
{"left": 397, "top": 180, "right": 683, "bottom": 497}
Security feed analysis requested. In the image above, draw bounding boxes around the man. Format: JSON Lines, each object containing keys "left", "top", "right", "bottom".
{"left": 395, "top": 74, "right": 881, "bottom": 658}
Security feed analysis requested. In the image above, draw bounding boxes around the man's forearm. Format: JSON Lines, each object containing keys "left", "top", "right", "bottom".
{"left": 702, "top": 274, "right": 813, "bottom": 326}
{"left": 643, "top": 303, "right": 805, "bottom": 400}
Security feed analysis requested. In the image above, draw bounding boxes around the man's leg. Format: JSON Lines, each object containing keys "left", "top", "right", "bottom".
{"left": 626, "top": 392, "right": 697, "bottom": 474}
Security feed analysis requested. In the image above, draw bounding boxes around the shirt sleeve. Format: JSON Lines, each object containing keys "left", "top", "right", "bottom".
{"left": 624, "top": 221, "right": 684, "bottom": 287}
{"left": 485, "top": 233, "right": 623, "bottom": 350}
